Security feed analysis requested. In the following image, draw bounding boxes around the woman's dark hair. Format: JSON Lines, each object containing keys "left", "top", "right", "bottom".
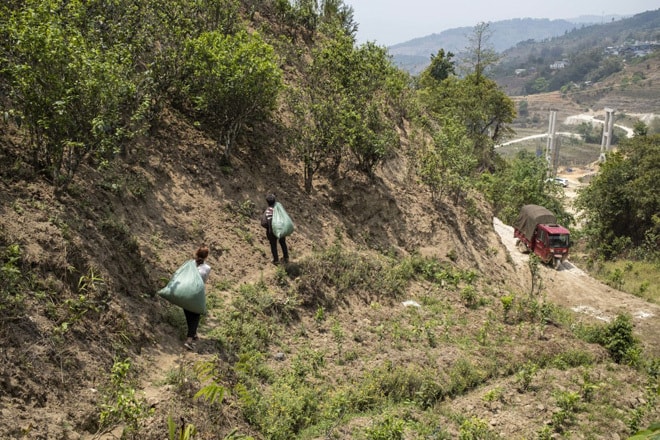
{"left": 195, "top": 246, "right": 209, "bottom": 266}
{"left": 266, "top": 193, "right": 276, "bottom": 206}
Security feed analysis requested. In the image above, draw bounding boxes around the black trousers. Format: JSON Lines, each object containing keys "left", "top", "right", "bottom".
{"left": 268, "top": 233, "right": 289, "bottom": 262}
{"left": 183, "top": 309, "right": 201, "bottom": 338}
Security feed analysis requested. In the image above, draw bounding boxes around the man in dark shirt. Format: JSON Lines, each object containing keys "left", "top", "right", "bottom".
{"left": 260, "top": 193, "right": 289, "bottom": 265}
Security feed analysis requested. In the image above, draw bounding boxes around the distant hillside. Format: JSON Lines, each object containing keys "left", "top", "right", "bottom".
{"left": 388, "top": 17, "right": 608, "bottom": 74}
{"left": 387, "top": 14, "right": 645, "bottom": 75}
{"left": 493, "top": 9, "right": 660, "bottom": 98}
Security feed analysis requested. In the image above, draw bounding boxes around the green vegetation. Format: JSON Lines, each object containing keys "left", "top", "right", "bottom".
{"left": 576, "top": 133, "right": 660, "bottom": 261}
{"left": 99, "top": 359, "right": 154, "bottom": 435}
{"left": 288, "top": 23, "right": 404, "bottom": 192}
{"left": 178, "top": 242, "right": 658, "bottom": 439}
{"left": 576, "top": 258, "right": 660, "bottom": 305}
{"left": 1, "top": 1, "right": 658, "bottom": 439}
{"left": 1, "top": 0, "right": 153, "bottom": 188}
{"left": 177, "top": 29, "right": 282, "bottom": 163}
{"left": 478, "top": 150, "right": 570, "bottom": 226}
{"left": 0, "top": 244, "right": 27, "bottom": 318}
{"left": 582, "top": 314, "right": 641, "bottom": 365}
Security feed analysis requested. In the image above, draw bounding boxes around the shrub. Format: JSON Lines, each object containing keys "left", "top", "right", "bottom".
{"left": 459, "top": 417, "right": 496, "bottom": 439}
{"left": 364, "top": 414, "right": 405, "bottom": 440}
{"left": 296, "top": 244, "right": 407, "bottom": 308}
{"left": 551, "top": 390, "right": 581, "bottom": 431}
{"left": 0, "top": 244, "right": 27, "bottom": 320}
{"left": 515, "top": 361, "right": 538, "bottom": 392}
{"left": 99, "top": 359, "right": 153, "bottom": 435}
{"left": 258, "top": 377, "right": 320, "bottom": 440}
{"left": 584, "top": 314, "right": 640, "bottom": 364}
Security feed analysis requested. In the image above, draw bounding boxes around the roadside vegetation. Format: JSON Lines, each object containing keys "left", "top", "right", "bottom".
{"left": 0, "top": 0, "right": 658, "bottom": 439}
{"left": 572, "top": 131, "right": 660, "bottom": 304}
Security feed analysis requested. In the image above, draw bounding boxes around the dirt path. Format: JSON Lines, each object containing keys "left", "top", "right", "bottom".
{"left": 133, "top": 268, "right": 273, "bottom": 423}
{"left": 493, "top": 217, "right": 660, "bottom": 356}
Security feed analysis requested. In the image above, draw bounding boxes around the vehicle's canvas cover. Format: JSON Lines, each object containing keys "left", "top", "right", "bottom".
{"left": 158, "top": 259, "right": 206, "bottom": 314}
{"left": 514, "top": 205, "right": 557, "bottom": 240}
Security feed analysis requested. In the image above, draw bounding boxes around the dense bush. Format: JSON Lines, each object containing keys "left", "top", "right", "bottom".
{"left": 576, "top": 134, "right": 660, "bottom": 260}
{"left": 176, "top": 30, "right": 283, "bottom": 163}
{"left": 1, "top": 0, "right": 153, "bottom": 186}
{"left": 478, "top": 150, "right": 571, "bottom": 226}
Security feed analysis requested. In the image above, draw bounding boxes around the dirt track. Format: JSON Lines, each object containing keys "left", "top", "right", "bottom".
{"left": 493, "top": 217, "right": 660, "bottom": 356}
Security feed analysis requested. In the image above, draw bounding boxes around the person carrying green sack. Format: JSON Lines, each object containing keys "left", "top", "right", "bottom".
{"left": 260, "top": 193, "right": 293, "bottom": 265}
{"left": 158, "top": 246, "right": 211, "bottom": 350}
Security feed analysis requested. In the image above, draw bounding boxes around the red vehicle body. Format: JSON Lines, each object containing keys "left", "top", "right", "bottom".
{"left": 513, "top": 205, "right": 570, "bottom": 269}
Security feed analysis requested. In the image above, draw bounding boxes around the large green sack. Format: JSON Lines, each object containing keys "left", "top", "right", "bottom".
{"left": 272, "top": 202, "right": 294, "bottom": 238}
{"left": 158, "top": 259, "right": 206, "bottom": 314}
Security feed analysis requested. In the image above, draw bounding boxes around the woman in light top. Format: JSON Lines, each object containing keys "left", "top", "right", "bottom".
{"left": 184, "top": 245, "right": 210, "bottom": 350}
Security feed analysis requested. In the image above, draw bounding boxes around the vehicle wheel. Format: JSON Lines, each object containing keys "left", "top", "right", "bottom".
{"left": 554, "top": 258, "right": 562, "bottom": 270}
{"left": 516, "top": 239, "right": 528, "bottom": 253}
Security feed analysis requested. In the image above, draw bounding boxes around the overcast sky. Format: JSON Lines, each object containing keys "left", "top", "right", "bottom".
{"left": 347, "top": 1, "right": 660, "bottom": 46}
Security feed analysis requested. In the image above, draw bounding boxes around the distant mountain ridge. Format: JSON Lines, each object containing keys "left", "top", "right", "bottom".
{"left": 388, "top": 15, "right": 628, "bottom": 74}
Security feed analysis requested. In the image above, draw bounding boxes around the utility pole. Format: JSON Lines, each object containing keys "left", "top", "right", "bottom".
{"left": 599, "top": 108, "right": 615, "bottom": 162}
{"left": 545, "top": 110, "right": 557, "bottom": 177}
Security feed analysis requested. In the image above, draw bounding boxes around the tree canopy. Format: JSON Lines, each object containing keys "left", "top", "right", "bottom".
{"left": 478, "top": 150, "right": 570, "bottom": 226}
{"left": 177, "top": 30, "right": 282, "bottom": 162}
{"left": 576, "top": 134, "right": 660, "bottom": 260}
{"left": 288, "top": 25, "right": 402, "bottom": 192}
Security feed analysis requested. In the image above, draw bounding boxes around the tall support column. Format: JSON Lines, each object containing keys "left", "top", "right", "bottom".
{"left": 546, "top": 110, "right": 557, "bottom": 177}
{"left": 599, "top": 108, "right": 615, "bottom": 162}
{"left": 553, "top": 136, "right": 561, "bottom": 173}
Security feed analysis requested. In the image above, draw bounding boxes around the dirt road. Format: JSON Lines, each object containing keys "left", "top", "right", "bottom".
{"left": 493, "top": 217, "right": 660, "bottom": 356}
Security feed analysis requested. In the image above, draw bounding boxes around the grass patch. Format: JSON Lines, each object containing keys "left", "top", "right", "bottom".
{"left": 583, "top": 259, "right": 660, "bottom": 305}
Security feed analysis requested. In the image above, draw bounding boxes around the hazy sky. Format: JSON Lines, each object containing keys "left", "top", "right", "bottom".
{"left": 347, "top": 1, "right": 660, "bottom": 46}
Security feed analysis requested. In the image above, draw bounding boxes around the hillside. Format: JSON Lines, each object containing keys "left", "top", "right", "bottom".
{"left": 501, "top": 52, "right": 660, "bottom": 130}
{"left": 1, "top": 2, "right": 659, "bottom": 440}
{"left": 389, "top": 9, "right": 660, "bottom": 81}
{"left": 388, "top": 18, "right": 586, "bottom": 75}
{"left": 3, "top": 96, "right": 660, "bottom": 440}
{"left": 0, "top": 107, "right": 519, "bottom": 438}
{"left": 493, "top": 9, "right": 660, "bottom": 99}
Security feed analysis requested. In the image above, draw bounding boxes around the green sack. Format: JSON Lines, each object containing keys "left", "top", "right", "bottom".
{"left": 272, "top": 202, "right": 294, "bottom": 238}
{"left": 158, "top": 259, "right": 206, "bottom": 314}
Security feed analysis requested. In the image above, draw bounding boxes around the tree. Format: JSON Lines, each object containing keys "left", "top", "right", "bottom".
{"left": 417, "top": 24, "right": 514, "bottom": 172}
{"left": 320, "top": 0, "right": 358, "bottom": 38}
{"left": 575, "top": 134, "right": 660, "bottom": 259}
{"left": 288, "top": 86, "right": 347, "bottom": 193}
{"left": 418, "top": 49, "right": 455, "bottom": 87}
{"left": 179, "top": 30, "right": 282, "bottom": 163}
{"left": 289, "top": 27, "right": 399, "bottom": 192}
{"left": 421, "top": 74, "right": 515, "bottom": 171}
{"left": 344, "top": 42, "right": 399, "bottom": 176}
{"left": 418, "top": 116, "right": 476, "bottom": 205}
{"left": 479, "top": 150, "right": 570, "bottom": 226}
{"left": 464, "top": 22, "right": 500, "bottom": 83}
{"left": 633, "top": 121, "right": 648, "bottom": 137}
{"left": 1, "top": 0, "right": 152, "bottom": 187}
{"left": 288, "top": 28, "right": 353, "bottom": 192}
{"left": 527, "top": 77, "right": 550, "bottom": 94}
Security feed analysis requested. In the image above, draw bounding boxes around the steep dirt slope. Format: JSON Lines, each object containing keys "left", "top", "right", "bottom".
{"left": 2, "top": 89, "right": 659, "bottom": 438}
{"left": 0, "top": 109, "right": 518, "bottom": 439}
